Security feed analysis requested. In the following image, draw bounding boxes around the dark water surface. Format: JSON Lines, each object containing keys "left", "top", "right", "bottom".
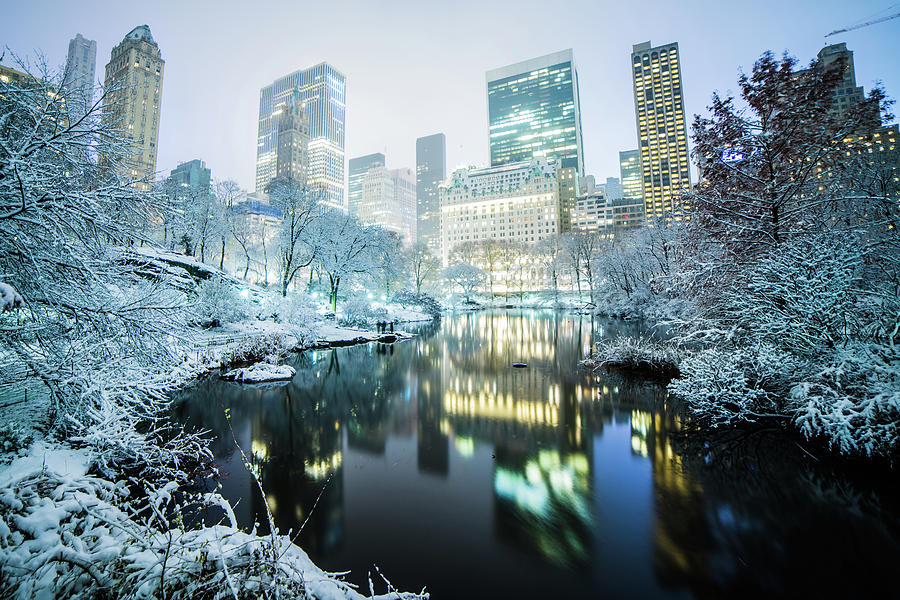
{"left": 174, "top": 310, "right": 898, "bottom": 599}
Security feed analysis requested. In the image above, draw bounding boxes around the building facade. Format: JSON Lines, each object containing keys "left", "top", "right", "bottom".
{"left": 605, "top": 177, "right": 623, "bottom": 202}
{"left": 168, "top": 159, "right": 211, "bottom": 192}
{"left": 439, "top": 158, "right": 559, "bottom": 266}
{"left": 255, "top": 63, "right": 346, "bottom": 211}
{"left": 619, "top": 149, "right": 642, "bottom": 203}
{"left": 557, "top": 166, "right": 579, "bottom": 232}
{"left": 102, "top": 25, "right": 164, "bottom": 191}
{"left": 359, "top": 166, "right": 417, "bottom": 243}
{"left": 63, "top": 33, "right": 97, "bottom": 121}
{"left": 275, "top": 86, "right": 309, "bottom": 183}
{"left": 631, "top": 41, "right": 691, "bottom": 221}
{"left": 572, "top": 191, "right": 644, "bottom": 236}
{"left": 348, "top": 152, "right": 385, "bottom": 217}
{"left": 486, "top": 49, "right": 584, "bottom": 175}
{"left": 815, "top": 43, "right": 868, "bottom": 121}
{"left": 416, "top": 133, "right": 446, "bottom": 254}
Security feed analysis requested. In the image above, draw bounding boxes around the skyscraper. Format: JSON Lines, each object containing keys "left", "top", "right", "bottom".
{"left": 275, "top": 86, "right": 309, "bottom": 183}
{"left": 415, "top": 133, "right": 446, "bottom": 253}
{"left": 348, "top": 152, "right": 385, "bottom": 217}
{"left": 619, "top": 149, "right": 642, "bottom": 203}
{"left": 486, "top": 49, "right": 584, "bottom": 174}
{"left": 102, "top": 25, "right": 164, "bottom": 190}
{"left": 359, "top": 166, "right": 417, "bottom": 243}
{"left": 255, "top": 63, "right": 346, "bottom": 211}
{"left": 631, "top": 41, "right": 691, "bottom": 220}
{"left": 63, "top": 33, "right": 96, "bottom": 121}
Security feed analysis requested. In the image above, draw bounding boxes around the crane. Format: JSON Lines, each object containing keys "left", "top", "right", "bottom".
{"left": 826, "top": 8, "right": 900, "bottom": 37}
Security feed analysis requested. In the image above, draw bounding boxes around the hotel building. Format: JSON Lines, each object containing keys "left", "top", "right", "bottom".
{"left": 439, "top": 158, "right": 559, "bottom": 266}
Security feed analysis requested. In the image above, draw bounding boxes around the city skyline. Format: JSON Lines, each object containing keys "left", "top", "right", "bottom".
{"left": 2, "top": 0, "right": 897, "bottom": 192}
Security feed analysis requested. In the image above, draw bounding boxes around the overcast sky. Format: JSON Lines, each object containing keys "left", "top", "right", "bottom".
{"left": 3, "top": 0, "right": 898, "bottom": 191}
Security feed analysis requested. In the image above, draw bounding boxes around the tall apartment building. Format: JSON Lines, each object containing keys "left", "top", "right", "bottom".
{"left": 102, "top": 25, "right": 164, "bottom": 190}
{"left": 348, "top": 152, "right": 385, "bottom": 216}
{"left": 439, "top": 158, "right": 559, "bottom": 266}
{"left": 63, "top": 33, "right": 96, "bottom": 121}
{"left": 255, "top": 63, "right": 346, "bottom": 211}
{"left": 631, "top": 41, "right": 690, "bottom": 220}
{"left": 275, "top": 86, "right": 309, "bottom": 183}
{"left": 416, "top": 133, "right": 446, "bottom": 253}
{"left": 813, "top": 43, "right": 868, "bottom": 121}
{"left": 486, "top": 49, "right": 584, "bottom": 174}
{"left": 359, "top": 166, "right": 417, "bottom": 243}
{"left": 619, "top": 149, "right": 642, "bottom": 202}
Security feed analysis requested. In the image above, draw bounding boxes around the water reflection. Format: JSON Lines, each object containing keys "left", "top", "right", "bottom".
{"left": 174, "top": 310, "right": 897, "bottom": 599}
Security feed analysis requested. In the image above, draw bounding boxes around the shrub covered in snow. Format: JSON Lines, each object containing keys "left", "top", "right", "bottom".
{"left": 0, "top": 449, "right": 427, "bottom": 600}
{"left": 262, "top": 293, "right": 319, "bottom": 346}
{"left": 668, "top": 345, "right": 801, "bottom": 426}
{"left": 219, "top": 334, "right": 291, "bottom": 368}
{"left": 339, "top": 298, "right": 388, "bottom": 328}
{"left": 194, "top": 277, "right": 248, "bottom": 328}
{"left": 582, "top": 336, "right": 680, "bottom": 378}
{"left": 0, "top": 423, "right": 33, "bottom": 457}
{"left": 0, "top": 281, "right": 23, "bottom": 312}
{"left": 791, "top": 343, "right": 899, "bottom": 458}
{"left": 391, "top": 291, "right": 442, "bottom": 320}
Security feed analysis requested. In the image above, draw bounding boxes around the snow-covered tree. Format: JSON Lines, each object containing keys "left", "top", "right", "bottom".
{"left": 665, "top": 49, "right": 900, "bottom": 459}
{"left": 267, "top": 177, "right": 323, "bottom": 296}
{"left": 406, "top": 241, "right": 440, "bottom": 295}
{"left": 0, "top": 59, "right": 200, "bottom": 474}
{"left": 313, "top": 210, "right": 390, "bottom": 311}
{"left": 444, "top": 263, "right": 486, "bottom": 303}
{"left": 215, "top": 179, "right": 243, "bottom": 270}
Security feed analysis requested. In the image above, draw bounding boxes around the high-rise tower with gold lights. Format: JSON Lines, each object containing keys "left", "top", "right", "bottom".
{"left": 102, "top": 25, "right": 164, "bottom": 190}
{"left": 631, "top": 41, "right": 691, "bottom": 221}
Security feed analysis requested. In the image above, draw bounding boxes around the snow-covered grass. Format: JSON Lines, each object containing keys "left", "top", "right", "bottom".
{"left": 581, "top": 336, "right": 680, "bottom": 378}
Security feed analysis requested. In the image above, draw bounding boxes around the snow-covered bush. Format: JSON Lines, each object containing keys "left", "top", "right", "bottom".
{"left": 668, "top": 345, "right": 802, "bottom": 426}
{"left": 391, "top": 291, "right": 442, "bottom": 319}
{"left": 582, "top": 336, "right": 680, "bottom": 377}
{"left": 339, "top": 298, "right": 388, "bottom": 328}
{"left": 219, "top": 334, "right": 291, "bottom": 368}
{"left": 791, "top": 343, "right": 899, "bottom": 458}
{"left": 0, "top": 450, "right": 427, "bottom": 600}
{"left": 195, "top": 277, "right": 248, "bottom": 327}
{"left": 262, "top": 293, "right": 319, "bottom": 346}
{"left": 0, "top": 423, "right": 33, "bottom": 457}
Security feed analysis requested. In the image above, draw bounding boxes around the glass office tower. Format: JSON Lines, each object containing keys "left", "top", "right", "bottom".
{"left": 348, "top": 152, "right": 385, "bottom": 217}
{"left": 486, "top": 49, "right": 584, "bottom": 174}
{"left": 415, "top": 133, "right": 446, "bottom": 253}
{"left": 256, "top": 63, "right": 346, "bottom": 211}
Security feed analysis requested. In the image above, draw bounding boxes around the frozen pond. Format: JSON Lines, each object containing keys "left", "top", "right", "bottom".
{"left": 174, "top": 309, "right": 898, "bottom": 598}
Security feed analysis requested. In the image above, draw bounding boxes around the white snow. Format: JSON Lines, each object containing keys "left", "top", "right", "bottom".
{"left": 222, "top": 362, "right": 296, "bottom": 383}
{"left": 0, "top": 282, "right": 23, "bottom": 311}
